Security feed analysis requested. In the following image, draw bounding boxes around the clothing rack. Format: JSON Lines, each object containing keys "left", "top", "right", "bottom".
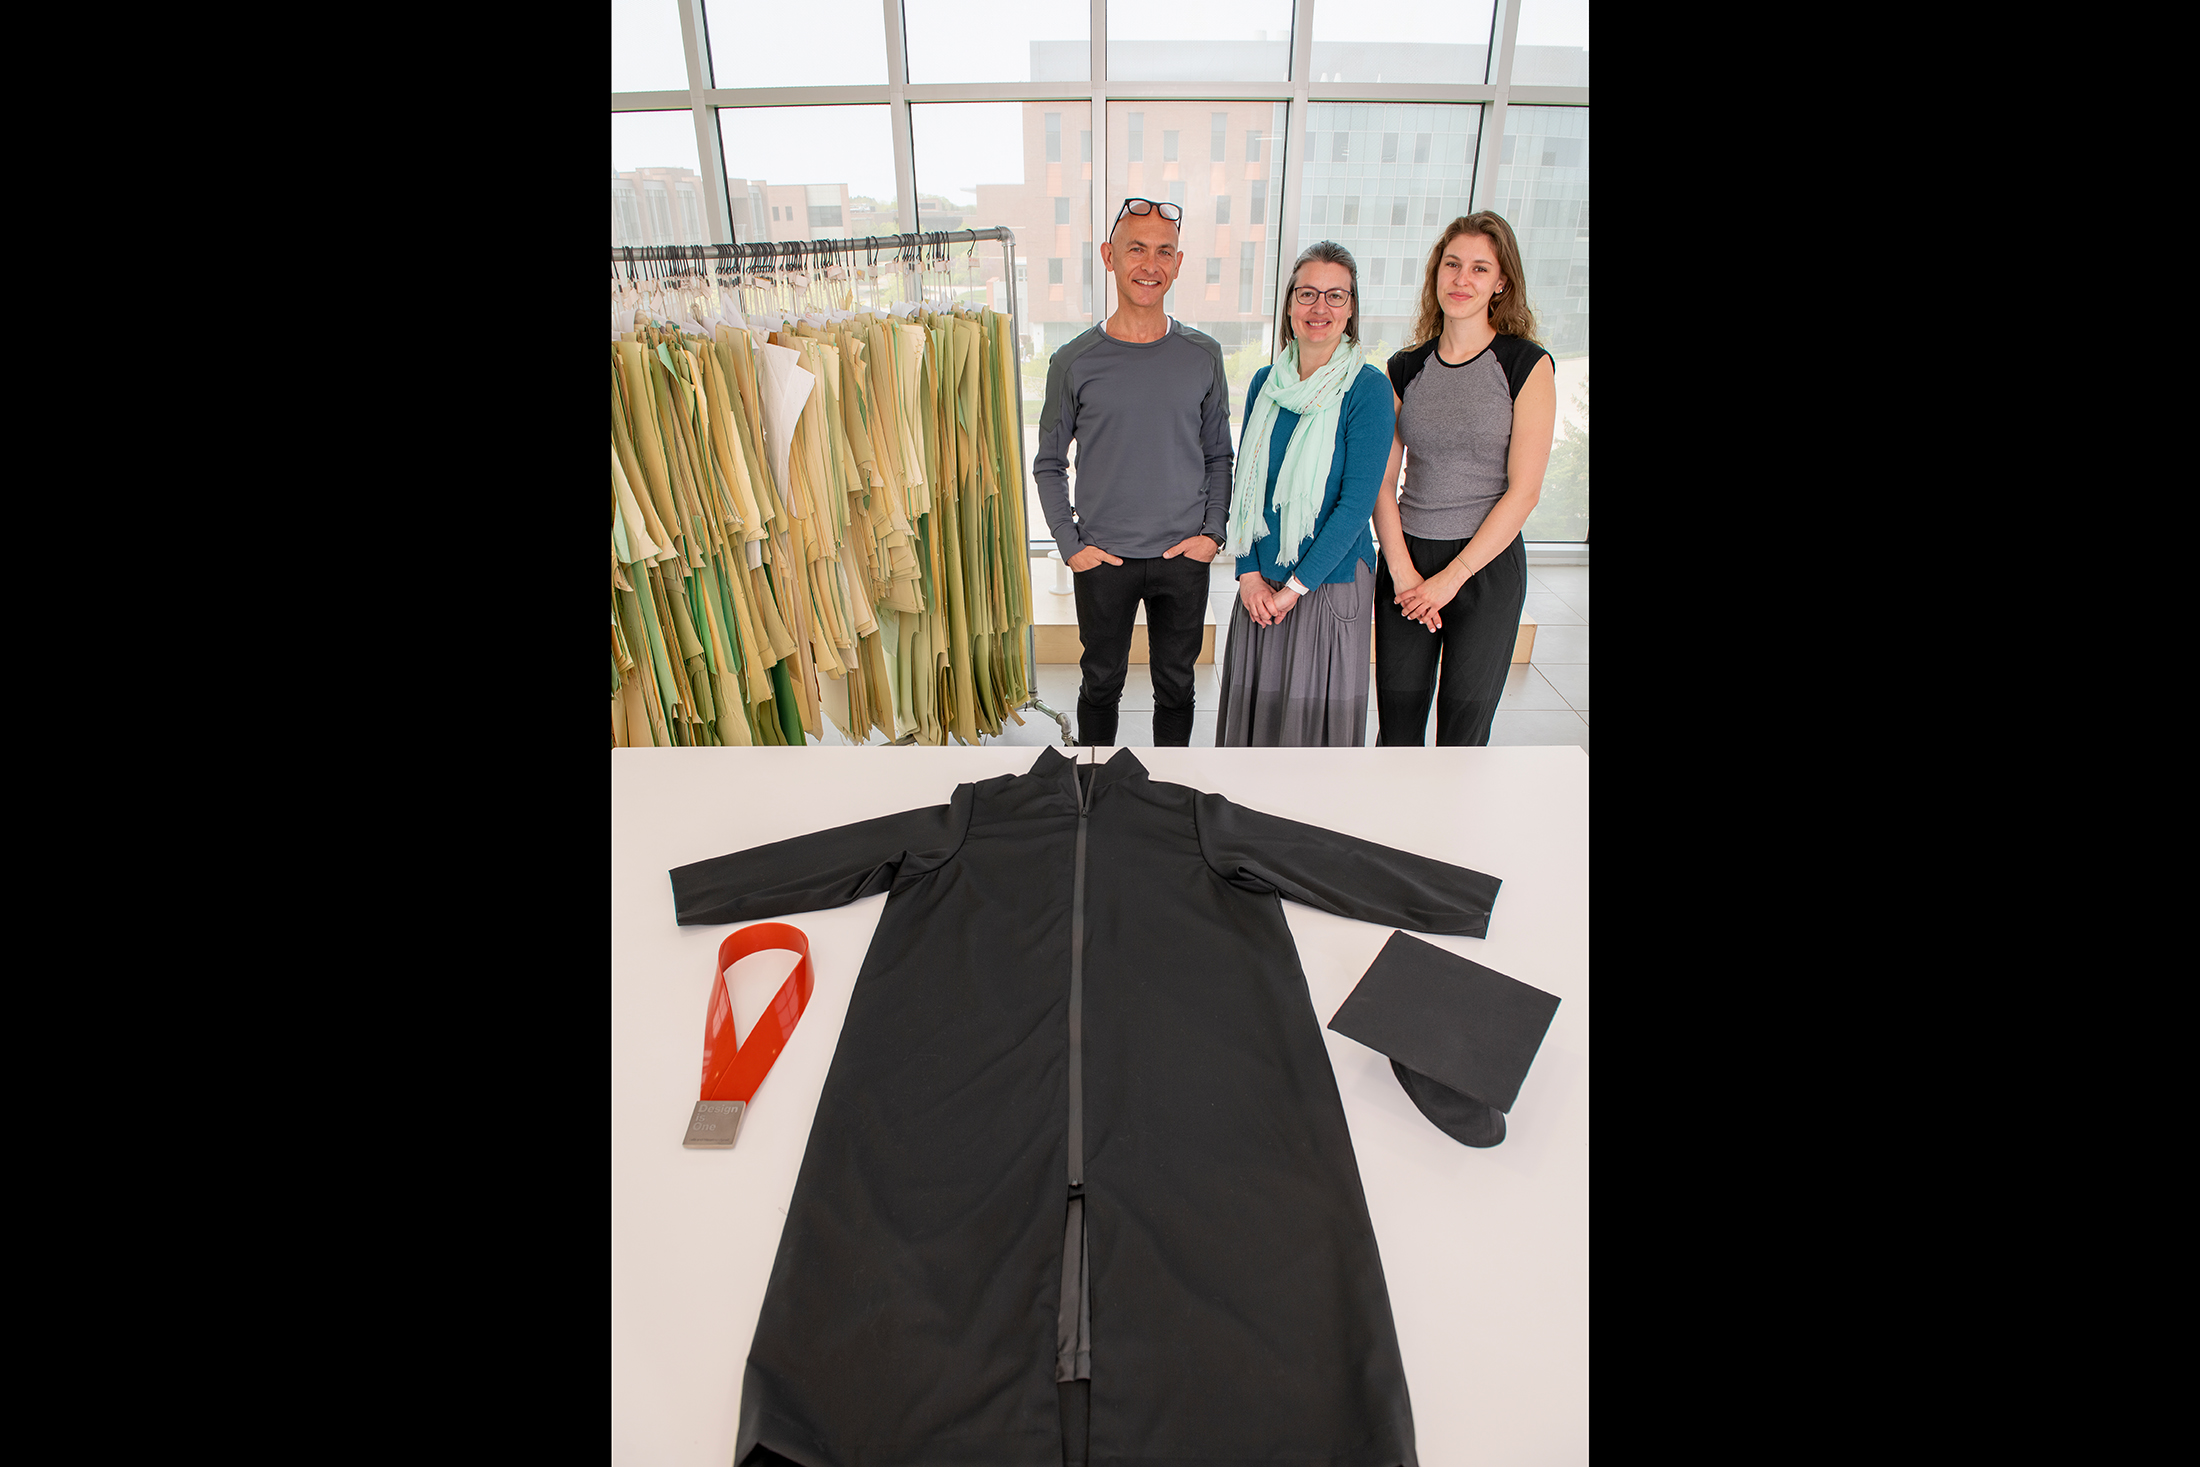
{"left": 611, "top": 227, "right": 1021, "bottom": 326}
{"left": 612, "top": 228, "right": 1075, "bottom": 747}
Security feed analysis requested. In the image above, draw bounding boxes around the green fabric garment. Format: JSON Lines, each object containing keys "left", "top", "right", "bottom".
{"left": 621, "top": 579, "right": 677, "bottom": 733}
{"left": 770, "top": 658, "right": 803, "bottom": 745}
{"left": 616, "top": 582, "right": 674, "bottom": 745}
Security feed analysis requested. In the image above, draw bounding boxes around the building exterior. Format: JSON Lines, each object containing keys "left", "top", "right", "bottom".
{"left": 612, "top": 167, "right": 717, "bottom": 249}
{"left": 613, "top": 168, "right": 851, "bottom": 247}
{"left": 746, "top": 181, "right": 855, "bottom": 242}
{"left": 954, "top": 97, "right": 1289, "bottom": 357}
{"left": 942, "top": 42, "right": 1585, "bottom": 362}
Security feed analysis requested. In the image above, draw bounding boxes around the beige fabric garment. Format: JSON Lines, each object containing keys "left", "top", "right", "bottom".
{"left": 674, "top": 347, "right": 735, "bottom": 560}
{"left": 763, "top": 523, "right": 823, "bottom": 738}
{"left": 716, "top": 556, "right": 776, "bottom": 705}
{"left": 645, "top": 563, "right": 700, "bottom": 731}
{"left": 620, "top": 671, "right": 656, "bottom": 748}
{"left": 932, "top": 320, "right": 978, "bottom": 745}
{"left": 840, "top": 334, "right": 885, "bottom": 491}
{"left": 695, "top": 567, "right": 758, "bottom": 718}
{"left": 863, "top": 321, "right": 909, "bottom": 497}
{"left": 672, "top": 345, "right": 735, "bottom": 561}
{"left": 816, "top": 341, "right": 859, "bottom": 538}
{"left": 712, "top": 345, "right": 774, "bottom": 538}
{"left": 859, "top": 604, "right": 895, "bottom": 740}
{"left": 792, "top": 360, "right": 838, "bottom": 538}
{"left": 788, "top": 506, "right": 847, "bottom": 678}
{"left": 806, "top": 547, "right": 852, "bottom": 669}
{"left": 649, "top": 354, "right": 709, "bottom": 567}
{"left": 718, "top": 329, "right": 782, "bottom": 529}
{"left": 611, "top": 446, "right": 663, "bottom": 561}
{"left": 616, "top": 584, "right": 675, "bottom": 747}
{"left": 612, "top": 356, "right": 681, "bottom": 562}
{"left": 692, "top": 568, "right": 751, "bottom": 745}
{"left": 747, "top": 561, "right": 798, "bottom": 665}
{"left": 615, "top": 341, "right": 685, "bottom": 557}
{"left": 895, "top": 324, "right": 931, "bottom": 515}
{"left": 836, "top": 540, "right": 879, "bottom": 639}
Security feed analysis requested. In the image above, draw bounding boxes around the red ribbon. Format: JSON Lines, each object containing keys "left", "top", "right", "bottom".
{"left": 700, "top": 922, "right": 815, "bottom": 1105}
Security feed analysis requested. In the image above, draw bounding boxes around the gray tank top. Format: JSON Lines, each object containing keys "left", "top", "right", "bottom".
{"left": 1392, "top": 335, "right": 1546, "bottom": 540}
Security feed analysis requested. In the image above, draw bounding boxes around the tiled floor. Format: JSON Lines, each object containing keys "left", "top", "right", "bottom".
{"left": 992, "top": 558, "right": 1588, "bottom": 752}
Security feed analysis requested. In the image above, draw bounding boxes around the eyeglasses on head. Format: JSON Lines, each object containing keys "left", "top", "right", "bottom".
{"left": 1113, "top": 197, "right": 1183, "bottom": 226}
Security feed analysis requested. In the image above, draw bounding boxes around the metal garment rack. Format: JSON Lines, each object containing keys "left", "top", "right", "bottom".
{"left": 612, "top": 228, "right": 1074, "bottom": 747}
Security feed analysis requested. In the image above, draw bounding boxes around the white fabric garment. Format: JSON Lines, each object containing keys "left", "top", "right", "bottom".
{"left": 757, "top": 340, "right": 815, "bottom": 513}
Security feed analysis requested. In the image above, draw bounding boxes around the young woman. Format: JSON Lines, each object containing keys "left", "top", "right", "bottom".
{"left": 1372, "top": 212, "right": 1557, "bottom": 746}
{"left": 1216, "top": 242, "right": 1397, "bottom": 746}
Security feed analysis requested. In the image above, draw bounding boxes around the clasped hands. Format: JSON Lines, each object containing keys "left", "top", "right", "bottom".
{"left": 1237, "top": 572, "right": 1301, "bottom": 627}
{"left": 1390, "top": 565, "right": 1461, "bottom": 632}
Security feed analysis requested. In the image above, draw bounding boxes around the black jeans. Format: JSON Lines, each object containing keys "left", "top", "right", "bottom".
{"left": 1071, "top": 553, "right": 1212, "bottom": 746}
{"left": 1374, "top": 532, "right": 1527, "bottom": 746}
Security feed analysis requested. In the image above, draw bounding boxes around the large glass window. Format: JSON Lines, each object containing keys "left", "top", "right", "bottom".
{"left": 1309, "top": 0, "right": 1495, "bottom": 85}
{"left": 1105, "top": 0, "right": 1294, "bottom": 83}
{"left": 911, "top": 101, "right": 1096, "bottom": 539}
{"left": 1493, "top": 105, "right": 1587, "bottom": 541}
{"left": 1296, "top": 102, "right": 1479, "bottom": 365}
{"left": 702, "top": 0, "right": 887, "bottom": 88}
{"left": 614, "top": 0, "right": 1588, "bottom": 547}
{"left": 612, "top": 0, "right": 690, "bottom": 91}
{"left": 901, "top": 0, "right": 1091, "bottom": 83}
{"left": 1107, "top": 101, "right": 1288, "bottom": 426}
{"left": 1511, "top": 0, "right": 1590, "bottom": 86}
{"left": 718, "top": 105, "right": 897, "bottom": 241}
{"left": 612, "top": 111, "right": 709, "bottom": 247}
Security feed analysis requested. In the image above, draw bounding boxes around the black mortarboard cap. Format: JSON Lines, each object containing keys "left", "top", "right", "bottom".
{"left": 1326, "top": 930, "right": 1561, "bottom": 1148}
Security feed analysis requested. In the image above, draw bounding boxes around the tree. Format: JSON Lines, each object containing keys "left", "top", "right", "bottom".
{"left": 1522, "top": 372, "right": 1587, "bottom": 542}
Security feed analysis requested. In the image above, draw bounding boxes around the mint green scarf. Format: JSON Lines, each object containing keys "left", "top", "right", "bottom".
{"left": 1224, "top": 338, "right": 1368, "bottom": 568}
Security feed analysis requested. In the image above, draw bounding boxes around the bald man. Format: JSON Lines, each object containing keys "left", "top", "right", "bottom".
{"left": 1032, "top": 200, "right": 1234, "bottom": 747}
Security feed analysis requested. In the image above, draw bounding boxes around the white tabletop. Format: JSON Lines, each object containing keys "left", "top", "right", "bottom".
{"left": 613, "top": 746, "right": 1588, "bottom": 1466}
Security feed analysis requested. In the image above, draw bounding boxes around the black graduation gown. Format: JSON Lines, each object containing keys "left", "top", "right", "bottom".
{"left": 669, "top": 747, "right": 1502, "bottom": 1467}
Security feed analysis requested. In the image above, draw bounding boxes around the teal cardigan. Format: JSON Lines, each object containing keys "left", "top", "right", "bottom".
{"left": 1232, "top": 363, "right": 1396, "bottom": 587}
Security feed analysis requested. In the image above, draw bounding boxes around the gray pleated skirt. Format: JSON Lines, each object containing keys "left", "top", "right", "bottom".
{"left": 1216, "top": 557, "right": 1376, "bottom": 747}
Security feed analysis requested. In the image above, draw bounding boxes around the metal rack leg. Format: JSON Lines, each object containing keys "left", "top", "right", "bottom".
{"left": 1017, "top": 621, "right": 1075, "bottom": 746}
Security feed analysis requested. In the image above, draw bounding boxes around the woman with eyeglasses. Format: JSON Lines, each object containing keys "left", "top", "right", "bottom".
{"left": 1216, "top": 242, "right": 1397, "bottom": 746}
{"left": 1371, "top": 212, "right": 1557, "bottom": 746}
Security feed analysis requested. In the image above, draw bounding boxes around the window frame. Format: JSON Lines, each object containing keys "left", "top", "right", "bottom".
{"left": 612, "top": 0, "right": 1589, "bottom": 550}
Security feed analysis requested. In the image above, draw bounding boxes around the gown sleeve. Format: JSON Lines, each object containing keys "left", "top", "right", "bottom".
{"left": 1192, "top": 791, "right": 1500, "bottom": 937}
{"left": 669, "top": 784, "right": 975, "bottom": 925}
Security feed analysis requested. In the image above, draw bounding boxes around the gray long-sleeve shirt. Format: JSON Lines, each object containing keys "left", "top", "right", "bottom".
{"left": 1032, "top": 320, "right": 1236, "bottom": 561}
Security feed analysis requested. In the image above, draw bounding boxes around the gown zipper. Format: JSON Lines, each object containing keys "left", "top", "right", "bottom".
{"left": 1070, "top": 761, "right": 1089, "bottom": 1188}
{"left": 1057, "top": 760, "right": 1093, "bottom": 1384}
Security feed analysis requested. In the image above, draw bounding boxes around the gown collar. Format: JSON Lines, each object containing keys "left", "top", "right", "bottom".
{"left": 1029, "top": 746, "right": 1147, "bottom": 805}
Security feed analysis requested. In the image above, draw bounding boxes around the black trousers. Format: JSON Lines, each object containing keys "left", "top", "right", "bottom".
{"left": 1071, "top": 554, "right": 1212, "bottom": 746}
{"left": 1374, "top": 532, "right": 1527, "bottom": 747}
